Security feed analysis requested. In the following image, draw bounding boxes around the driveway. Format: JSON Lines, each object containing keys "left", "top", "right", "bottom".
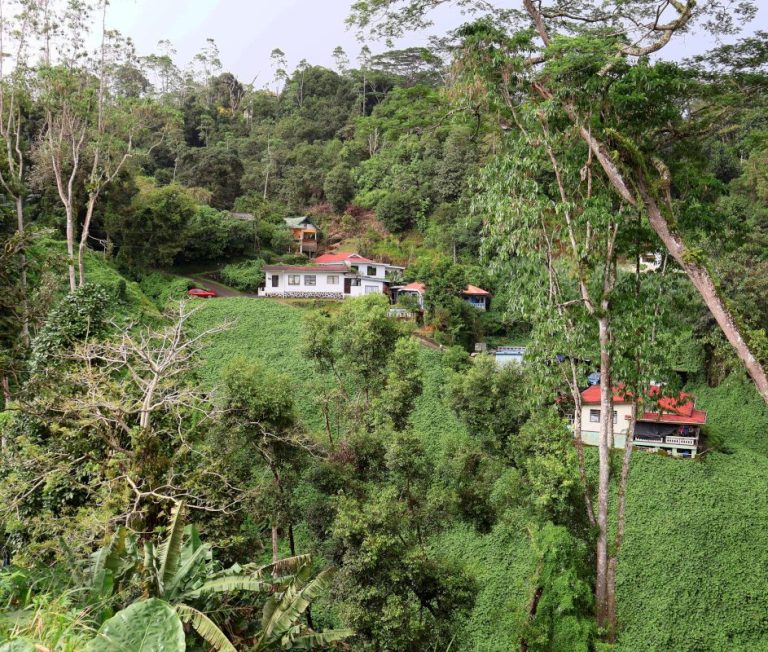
{"left": 187, "top": 275, "right": 256, "bottom": 298}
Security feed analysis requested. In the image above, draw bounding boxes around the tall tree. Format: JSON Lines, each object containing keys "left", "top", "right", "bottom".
{"left": 347, "top": 1, "right": 768, "bottom": 407}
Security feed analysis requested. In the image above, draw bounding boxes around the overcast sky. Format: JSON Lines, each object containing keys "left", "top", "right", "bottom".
{"left": 104, "top": 0, "right": 766, "bottom": 85}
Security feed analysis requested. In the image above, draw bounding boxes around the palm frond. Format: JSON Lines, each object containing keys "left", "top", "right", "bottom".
{"left": 250, "top": 554, "right": 312, "bottom": 579}
{"left": 175, "top": 603, "right": 236, "bottom": 652}
{"left": 280, "top": 628, "right": 355, "bottom": 650}
{"left": 88, "top": 527, "right": 127, "bottom": 601}
{"left": 165, "top": 542, "right": 210, "bottom": 600}
{"left": 182, "top": 574, "right": 271, "bottom": 599}
{"left": 157, "top": 502, "right": 186, "bottom": 597}
{"left": 263, "top": 568, "right": 336, "bottom": 639}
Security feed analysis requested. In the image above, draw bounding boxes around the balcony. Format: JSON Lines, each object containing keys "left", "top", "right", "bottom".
{"left": 633, "top": 434, "right": 699, "bottom": 448}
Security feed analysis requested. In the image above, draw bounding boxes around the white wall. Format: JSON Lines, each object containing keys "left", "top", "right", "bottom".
{"left": 579, "top": 403, "right": 633, "bottom": 436}
{"left": 263, "top": 270, "right": 344, "bottom": 295}
{"left": 349, "top": 279, "right": 386, "bottom": 296}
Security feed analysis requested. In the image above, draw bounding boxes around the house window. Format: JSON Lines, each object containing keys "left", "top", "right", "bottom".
{"left": 327, "top": 275, "right": 338, "bottom": 285}
{"left": 367, "top": 265, "right": 377, "bottom": 276}
{"left": 288, "top": 275, "right": 300, "bottom": 285}
{"left": 350, "top": 265, "right": 359, "bottom": 273}
{"left": 271, "top": 275, "right": 279, "bottom": 288}
{"left": 589, "top": 409, "right": 600, "bottom": 423}
{"left": 613, "top": 411, "right": 618, "bottom": 424}
{"left": 304, "top": 275, "right": 316, "bottom": 286}
{"left": 350, "top": 278, "right": 361, "bottom": 286}
{"left": 365, "top": 285, "right": 379, "bottom": 294}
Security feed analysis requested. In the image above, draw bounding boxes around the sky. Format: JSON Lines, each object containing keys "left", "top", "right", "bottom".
{"left": 104, "top": 0, "right": 767, "bottom": 84}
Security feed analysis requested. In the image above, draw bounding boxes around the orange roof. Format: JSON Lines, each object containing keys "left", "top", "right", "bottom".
{"left": 402, "top": 282, "right": 426, "bottom": 293}
{"left": 581, "top": 384, "right": 707, "bottom": 424}
{"left": 462, "top": 284, "right": 491, "bottom": 296}
{"left": 315, "top": 252, "right": 376, "bottom": 264}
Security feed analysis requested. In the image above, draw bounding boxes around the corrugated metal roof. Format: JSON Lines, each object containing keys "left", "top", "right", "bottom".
{"left": 283, "top": 216, "right": 316, "bottom": 228}
{"left": 581, "top": 384, "right": 707, "bottom": 424}
{"left": 263, "top": 264, "right": 348, "bottom": 273}
{"left": 462, "top": 284, "right": 491, "bottom": 296}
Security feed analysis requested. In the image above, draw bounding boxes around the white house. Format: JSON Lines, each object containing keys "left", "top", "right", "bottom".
{"left": 578, "top": 384, "right": 707, "bottom": 458}
{"left": 260, "top": 252, "right": 403, "bottom": 299}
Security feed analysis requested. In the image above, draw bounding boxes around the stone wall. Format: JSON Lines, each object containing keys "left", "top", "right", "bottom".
{"left": 261, "top": 290, "right": 344, "bottom": 300}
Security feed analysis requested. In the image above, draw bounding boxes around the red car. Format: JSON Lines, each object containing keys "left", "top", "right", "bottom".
{"left": 187, "top": 287, "right": 218, "bottom": 299}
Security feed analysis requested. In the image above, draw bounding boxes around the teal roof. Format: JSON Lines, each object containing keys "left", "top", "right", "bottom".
{"left": 283, "top": 216, "right": 316, "bottom": 228}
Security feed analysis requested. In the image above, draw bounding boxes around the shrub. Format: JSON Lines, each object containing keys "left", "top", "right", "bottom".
{"left": 376, "top": 191, "right": 419, "bottom": 233}
{"left": 324, "top": 164, "right": 355, "bottom": 212}
{"left": 218, "top": 260, "right": 265, "bottom": 293}
{"left": 30, "top": 283, "right": 110, "bottom": 369}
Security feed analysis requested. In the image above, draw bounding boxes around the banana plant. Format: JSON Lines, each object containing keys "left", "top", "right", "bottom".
{"left": 252, "top": 566, "right": 353, "bottom": 651}
{"left": 84, "top": 502, "right": 350, "bottom": 651}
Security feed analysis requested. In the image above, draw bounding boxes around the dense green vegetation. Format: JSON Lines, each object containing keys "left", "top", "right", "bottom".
{"left": 2, "top": 0, "right": 768, "bottom": 650}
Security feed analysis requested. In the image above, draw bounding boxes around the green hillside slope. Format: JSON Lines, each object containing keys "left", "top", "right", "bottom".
{"left": 189, "top": 297, "right": 768, "bottom": 651}
{"left": 616, "top": 377, "right": 768, "bottom": 651}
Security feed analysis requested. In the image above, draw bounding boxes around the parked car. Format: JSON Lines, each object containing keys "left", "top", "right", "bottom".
{"left": 188, "top": 287, "right": 218, "bottom": 299}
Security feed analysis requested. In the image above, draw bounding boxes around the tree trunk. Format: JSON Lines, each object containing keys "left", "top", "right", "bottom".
{"left": 570, "top": 375, "right": 595, "bottom": 527}
{"left": 1, "top": 375, "right": 10, "bottom": 450}
{"left": 607, "top": 401, "right": 636, "bottom": 640}
{"left": 288, "top": 523, "right": 296, "bottom": 557}
{"left": 638, "top": 182, "right": 768, "bottom": 404}
{"left": 78, "top": 197, "right": 98, "bottom": 286}
{"left": 15, "top": 196, "right": 29, "bottom": 346}
{"left": 595, "top": 315, "right": 614, "bottom": 629}
{"left": 271, "top": 523, "right": 279, "bottom": 563}
{"left": 65, "top": 204, "right": 76, "bottom": 292}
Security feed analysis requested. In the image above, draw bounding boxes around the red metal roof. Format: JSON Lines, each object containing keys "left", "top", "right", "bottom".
{"left": 402, "top": 282, "right": 426, "bottom": 293}
{"left": 263, "top": 264, "right": 349, "bottom": 273}
{"left": 581, "top": 384, "right": 707, "bottom": 424}
{"left": 462, "top": 284, "right": 491, "bottom": 296}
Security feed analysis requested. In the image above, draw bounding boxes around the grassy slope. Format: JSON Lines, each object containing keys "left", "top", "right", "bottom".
{"left": 189, "top": 298, "right": 537, "bottom": 650}
{"left": 616, "top": 376, "right": 768, "bottom": 651}
{"left": 27, "top": 236, "right": 158, "bottom": 319}
{"left": 188, "top": 298, "right": 768, "bottom": 651}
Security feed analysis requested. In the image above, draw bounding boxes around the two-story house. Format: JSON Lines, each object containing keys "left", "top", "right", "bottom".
{"left": 283, "top": 216, "right": 319, "bottom": 256}
{"left": 578, "top": 384, "right": 707, "bottom": 458}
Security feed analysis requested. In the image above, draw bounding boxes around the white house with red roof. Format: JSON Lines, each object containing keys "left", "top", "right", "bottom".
{"left": 260, "top": 252, "right": 404, "bottom": 299}
{"left": 578, "top": 384, "right": 707, "bottom": 458}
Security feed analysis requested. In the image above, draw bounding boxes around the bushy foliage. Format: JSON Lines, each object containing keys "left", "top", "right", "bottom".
{"left": 30, "top": 283, "right": 110, "bottom": 368}
{"left": 218, "top": 259, "right": 265, "bottom": 292}
{"left": 324, "top": 164, "right": 356, "bottom": 212}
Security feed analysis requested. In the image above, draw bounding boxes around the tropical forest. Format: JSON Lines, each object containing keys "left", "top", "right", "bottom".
{"left": 1, "top": 0, "right": 768, "bottom": 650}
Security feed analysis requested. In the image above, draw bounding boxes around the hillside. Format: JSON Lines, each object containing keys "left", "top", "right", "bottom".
{"left": 189, "top": 296, "right": 768, "bottom": 651}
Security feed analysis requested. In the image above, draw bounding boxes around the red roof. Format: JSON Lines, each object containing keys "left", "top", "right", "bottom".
{"left": 315, "top": 252, "right": 377, "bottom": 265}
{"left": 262, "top": 264, "right": 349, "bottom": 273}
{"left": 402, "top": 282, "right": 426, "bottom": 293}
{"left": 581, "top": 384, "right": 707, "bottom": 424}
{"left": 462, "top": 284, "right": 491, "bottom": 296}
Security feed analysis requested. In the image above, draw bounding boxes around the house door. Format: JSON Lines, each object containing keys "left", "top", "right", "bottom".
{"left": 344, "top": 278, "right": 352, "bottom": 294}
{"left": 271, "top": 275, "right": 279, "bottom": 287}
